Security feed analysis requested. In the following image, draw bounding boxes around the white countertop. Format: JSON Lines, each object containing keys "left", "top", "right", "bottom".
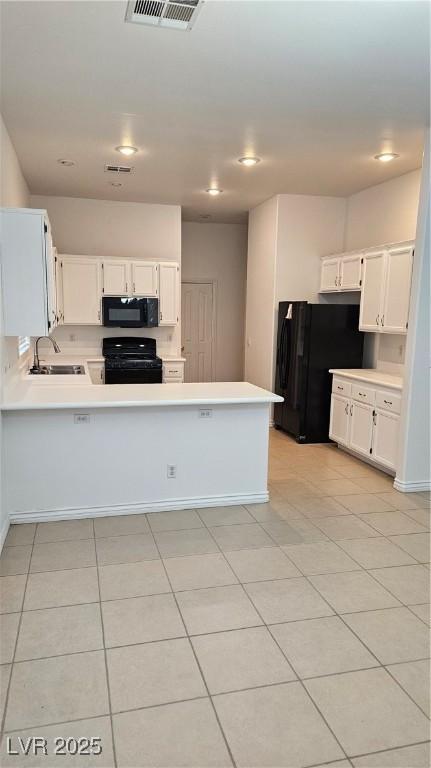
{"left": 330, "top": 368, "right": 403, "bottom": 390}
{"left": 2, "top": 381, "right": 283, "bottom": 411}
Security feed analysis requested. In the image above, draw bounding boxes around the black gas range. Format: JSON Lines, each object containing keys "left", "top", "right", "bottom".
{"left": 103, "top": 337, "right": 162, "bottom": 385}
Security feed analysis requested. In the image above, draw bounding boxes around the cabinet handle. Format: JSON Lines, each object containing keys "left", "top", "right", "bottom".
{"left": 383, "top": 399, "right": 393, "bottom": 405}
{"left": 160, "top": 312, "right": 163, "bottom": 321}
{"left": 373, "top": 411, "right": 377, "bottom": 425}
{"left": 345, "top": 403, "right": 349, "bottom": 415}
{"left": 381, "top": 315, "right": 384, "bottom": 326}
{"left": 350, "top": 404, "right": 353, "bottom": 415}
{"left": 133, "top": 283, "right": 136, "bottom": 293}
{"left": 334, "top": 277, "right": 337, "bottom": 286}
{"left": 125, "top": 282, "right": 128, "bottom": 293}
{"left": 98, "top": 310, "right": 101, "bottom": 321}
{"left": 376, "top": 315, "right": 379, "bottom": 325}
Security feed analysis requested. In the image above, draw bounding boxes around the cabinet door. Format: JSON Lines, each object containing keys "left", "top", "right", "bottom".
{"left": 373, "top": 410, "right": 399, "bottom": 470}
{"left": 329, "top": 395, "right": 351, "bottom": 445}
{"left": 359, "top": 251, "right": 386, "bottom": 332}
{"left": 131, "top": 262, "right": 158, "bottom": 296}
{"left": 320, "top": 258, "right": 340, "bottom": 292}
{"left": 349, "top": 401, "right": 374, "bottom": 457}
{"left": 381, "top": 246, "right": 414, "bottom": 334}
{"left": 159, "top": 262, "right": 179, "bottom": 326}
{"left": 103, "top": 261, "right": 130, "bottom": 295}
{"left": 45, "top": 231, "right": 57, "bottom": 332}
{"left": 61, "top": 258, "right": 102, "bottom": 325}
{"left": 340, "top": 254, "right": 362, "bottom": 291}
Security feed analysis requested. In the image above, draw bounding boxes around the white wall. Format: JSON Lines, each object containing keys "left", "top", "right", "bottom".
{"left": 395, "top": 134, "right": 430, "bottom": 491}
{"left": 182, "top": 222, "right": 247, "bottom": 382}
{"left": 245, "top": 194, "right": 346, "bottom": 391}
{"left": 344, "top": 169, "right": 421, "bottom": 251}
{"left": 0, "top": 113, "right": 30, "bottom": 545}
{"left": 244, "top": 197, "right": 278, "bottom": 390}
{"left": 30, "top": 195, "right": 182, "bottom": 357}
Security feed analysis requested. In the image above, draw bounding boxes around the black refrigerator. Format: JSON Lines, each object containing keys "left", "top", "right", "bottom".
{"left": 274, "top": 302, "right": 364, "bottom": 443}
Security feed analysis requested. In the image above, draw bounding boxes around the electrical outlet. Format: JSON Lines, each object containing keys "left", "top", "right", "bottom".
{"left": 199, "top": 409, "right": 213, "bottom": 419}
{"left": 167, "top": 464, "right": 177, "bottom": 479}
{"left": 74, "top": 414, "right": 90, "bottom": 424}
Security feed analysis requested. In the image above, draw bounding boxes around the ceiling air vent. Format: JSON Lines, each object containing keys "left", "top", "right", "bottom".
{"left": 104, "top": 164, "right": 134, "bottom": 174}
{"left": 125, "top": 0, "right": 203, "bottom": 31}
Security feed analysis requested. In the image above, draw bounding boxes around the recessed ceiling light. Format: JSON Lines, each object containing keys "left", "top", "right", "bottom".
{"left": 109, "top": 181, "right": 123, "bottom": 187}
{"left": 206, "top": 188, "right": 222, "bottom": 196}
{"left": 116, "top": 145, "right": 138, "bottom": 156}
{"left": 374, "top": 152, "right": 399, "bottom": 163}
{"left": 57, "top": 159, "right": 75, "bottom": 166}
{"left": 238, "top": 156, "right": 261, "bottom": 166}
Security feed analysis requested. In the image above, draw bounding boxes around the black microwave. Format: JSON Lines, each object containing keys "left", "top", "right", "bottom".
{"left": 102, "top": 296, "right": 159, "bottom": 328}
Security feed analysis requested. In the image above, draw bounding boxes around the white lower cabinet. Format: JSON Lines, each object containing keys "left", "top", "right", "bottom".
{"left": 329, "top": 395, "right": 350, "bottom": 445}
{"left": 329, "top": 376, "right": 401, "bottom": 472}
{"left": 349, "top": 401, "right": 374, "bottom": 458}
{"left": 373, "top": 410, "right": 399, "bottom": 469}
{"left": 162, "top": 360, "right": 185, "bottom": 383}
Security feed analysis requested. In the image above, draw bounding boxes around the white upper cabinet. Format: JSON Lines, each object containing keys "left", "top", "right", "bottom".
{"left": 1, "top": 207, "right": 56, "bottom": 337}
{"left": 159, "top": 262, "right": 179, "bottom": 326}
{"left": 359, "top": 250, "right": 386, "bottom": 332}
{"left": 320, "top": 258, "right": 340, "bottom": 292}
{"left": 359, "top": 245, "right": 413, "bottom": 334}
{"left": 131, "top": 262, "right": 158, "bottom": 296}
{"left": 381, "top": 245, "right": 414, "bottom": 333}
{"left": 339, "top": 254, "right": 362, "bottom": 290}
{"left": 320, "top": 253, "right": 362, "bottom": 292}
{"left": 102, "top": 260, "right": 130, "bottom": 295}
{"left": 61, "top": 257, "right": 102, "bottom": 325}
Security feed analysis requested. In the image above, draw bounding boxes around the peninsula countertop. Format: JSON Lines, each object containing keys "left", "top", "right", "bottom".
{"left": 329, "top": 368, "right": 403, "bottom": 390}
{"left": 2, "top": 381, "right": 284, "bottom": 411}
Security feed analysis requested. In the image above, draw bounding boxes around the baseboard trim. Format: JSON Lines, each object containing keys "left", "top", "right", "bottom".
{"left": 393, "top": 479, "right": 431, "bottom": 493}
{"left": 0, "top": 516, "right": 10, "bottom": 552}
{"left": 8, "top": 492, "right": 269, "bottom": 524}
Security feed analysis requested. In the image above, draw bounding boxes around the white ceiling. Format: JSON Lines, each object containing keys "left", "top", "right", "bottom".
{"left": 1, "top": 1, "right": 429, "bottom": 222}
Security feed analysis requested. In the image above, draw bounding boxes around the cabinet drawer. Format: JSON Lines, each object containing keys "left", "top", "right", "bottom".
{"left": 375, "top": 389, "right": 401, "bottom": 415}
{"left": 163, "top": 363, "right": 184, "bottom": 379}
{"left": 332, "top": 377, "right": 351, "bottom": 397}
{"left": 351, "top": 383, "right": 375, "bottom": 405}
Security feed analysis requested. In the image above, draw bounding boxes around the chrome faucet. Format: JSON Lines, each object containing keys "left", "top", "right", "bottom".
{"left": 31, "top": 336, "right": 61, "bottom": 372}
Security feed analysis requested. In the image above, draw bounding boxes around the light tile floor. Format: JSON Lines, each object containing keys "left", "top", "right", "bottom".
{"left": 0, "top": 430, "right": 430, "bottom": 767}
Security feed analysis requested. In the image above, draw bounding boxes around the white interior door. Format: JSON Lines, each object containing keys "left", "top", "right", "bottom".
{"left": 359, "top": 251, "right": 386, "bottom": 331}
{"left": 181, "top": 282, "right": 213, "bottom": 383}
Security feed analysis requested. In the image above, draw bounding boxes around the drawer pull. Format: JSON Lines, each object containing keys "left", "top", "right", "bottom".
{"left": 337, "top": 385, "right": 343, "bottom": 390}
{"left": 384, "top": 399, "right": 393, "bottom": 405}
{"left": 358, "top": 392, "right": 366, "bottom": 397}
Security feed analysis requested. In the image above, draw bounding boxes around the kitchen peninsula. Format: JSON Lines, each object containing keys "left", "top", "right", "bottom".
{"left": 2, "top": 380, "right": 282, "bottom": 525}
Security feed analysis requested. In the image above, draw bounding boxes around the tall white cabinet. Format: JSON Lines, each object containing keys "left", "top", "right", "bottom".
{"left": 359, "top": 244, "right": 414, "bottom": 334}
{"left": 1, "top": 207, "right": 57, "bottom": 336}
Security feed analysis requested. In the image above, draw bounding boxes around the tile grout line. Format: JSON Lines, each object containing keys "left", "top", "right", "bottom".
{"left": 147, "top": 522, "right": 238, "bottom": 768}
{"left": 93, "top": 518, "right": 118, "bottom": 768}
{"left": 0, "top": 522, "right": 37, "bottom": 740}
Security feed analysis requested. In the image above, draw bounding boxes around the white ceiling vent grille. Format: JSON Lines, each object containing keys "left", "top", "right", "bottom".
{"left": 125, "top": 0, "right": 203, "bottom": 31}
{"left": 104, "top": 164, "right": 134, "bottom": 174}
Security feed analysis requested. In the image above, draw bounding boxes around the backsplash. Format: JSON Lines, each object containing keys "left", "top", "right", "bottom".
{"left": 36, "top": 324, "right": 180, "bottom": 358}
{"left": 376, "top": 334, "right": 406, "bottom": 374}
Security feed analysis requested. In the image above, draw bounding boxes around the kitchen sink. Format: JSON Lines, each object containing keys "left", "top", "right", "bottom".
{"left": 30, "top": 364, "right": 85, "bottom": 375}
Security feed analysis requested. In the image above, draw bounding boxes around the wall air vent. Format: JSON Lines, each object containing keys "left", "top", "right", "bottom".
{"left": 125, "top": 0, "right": 203, "bottom": 31}
{"left": 104, "top": 164, "right": 134, "bottom": 174}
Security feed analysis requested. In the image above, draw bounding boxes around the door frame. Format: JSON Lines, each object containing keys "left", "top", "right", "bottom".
{"left": 181, "top": 279, "right": 218, "bottom": 382}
